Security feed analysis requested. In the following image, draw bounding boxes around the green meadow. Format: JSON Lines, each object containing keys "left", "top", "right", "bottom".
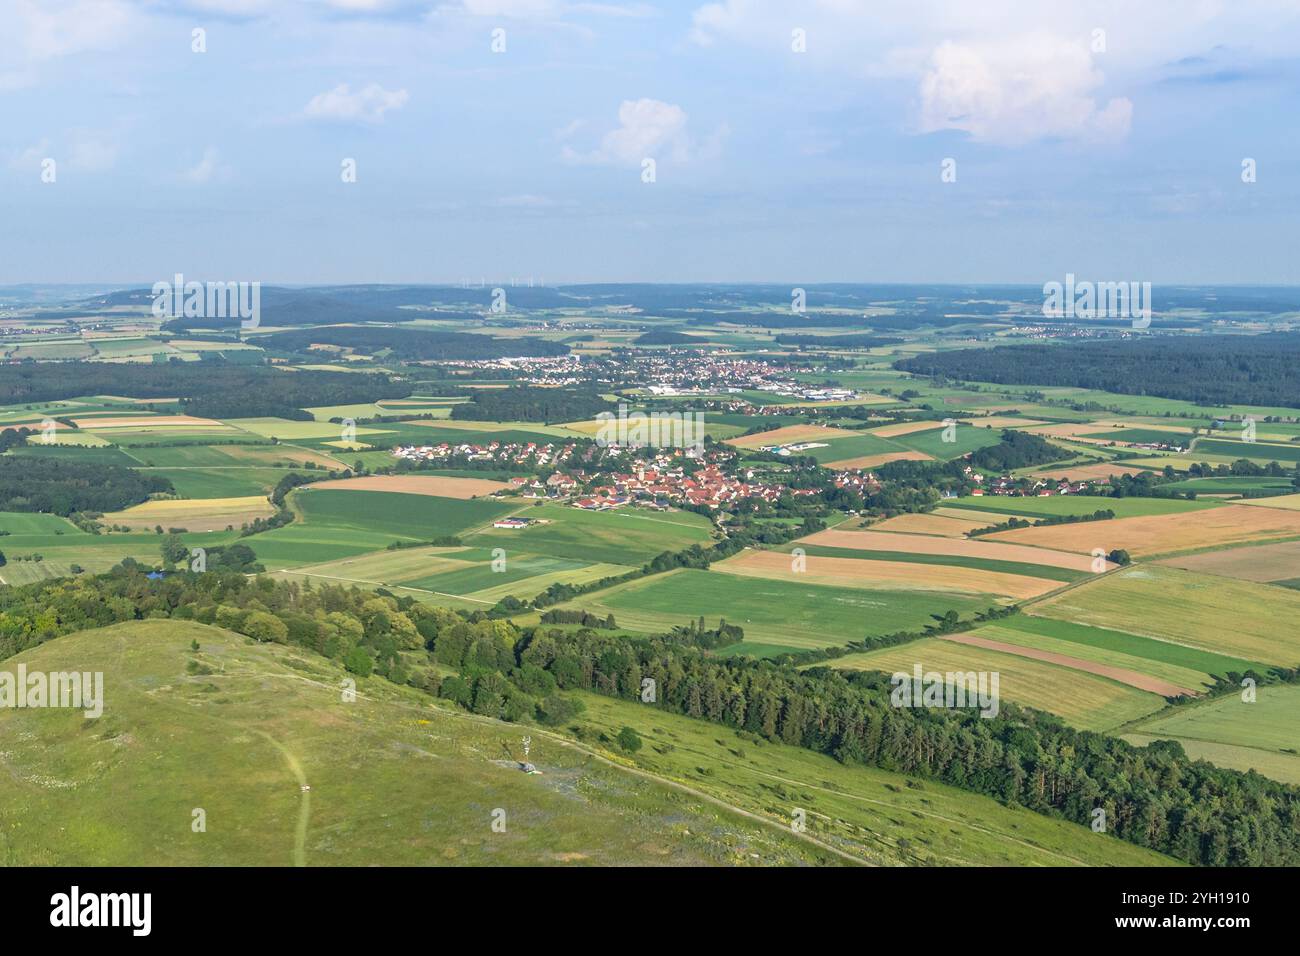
{"left": 465, "top": 504, "right": 713, "bottom": 565}
{"left": 572, "top": 568, "right": 993, "bottom": 654}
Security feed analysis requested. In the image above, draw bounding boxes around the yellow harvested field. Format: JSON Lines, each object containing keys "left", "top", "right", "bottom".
{"left": 1031, "top": 462, "right": 1151, "bottom": 482}
{"left": 869, "top": 513, "right": 995, "bottom": 537}
{"left": 103, "top": 496, "right": 275, "bottom": 531}
{"left": 1234, "top": 493, "right": 1300, "bottom": 511}
{"left": 823, "top": 450, "right": 932, "bottom": 470}
{"left": 932, "top": 506, "right": 1020, "bottom": 524}
{"left": 714, "top": 549, "right": 1058, "bottom": 599}
{"left": 985, "top": 504, "right": 1300, "bottom": 557}
{"left": 306, "top": 475, "right": 509, "bottom": 499}
{"left": 1024, "top": 422, "right": 1114, "bottom": 439}
{"left": 725, "top": 424, "right": 862, "bottom": 449}
{"left": 868, "top": 420, "right": 946, "bottom": 438}
{"left": 798, "top": 528, "right": 1107, "bottom": 572}
{"left": 958, "top": 417, "right": 1049, "bottom": 429}
{"left": 74, "top": 415, "right": 225, "bottom": 429}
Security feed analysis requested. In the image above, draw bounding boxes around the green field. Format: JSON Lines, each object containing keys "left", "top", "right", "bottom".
{"left": 465, "top": 504, "right": 713, "bottom": 565}
{"left": 142, "top": 466, "right": 311, "bottom": 499}
{"left": 1193, "top": 438, "right": 1300, "bottom": 463}
{"left": 832, "top": 637, "right": 1166, "bottom": 731}
{"left": 945, "top": 495, "right": 1219, "bottom": 519}
{"left": 1160, "top": 476, "right": 1296, "bottom": 496}
{"left": 1033, "top": 566, "right": 1300, "bottom": 668}
{"left": 293, "top": 488, "right": 515, "bottom": 541}
{"left": 575, "top": 568, "right": 993, "bottom": 654}
{"left": 1124, "top": 684, "right": 1300, "bottom": 786}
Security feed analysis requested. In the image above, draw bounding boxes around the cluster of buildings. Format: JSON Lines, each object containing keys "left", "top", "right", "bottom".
{"left": 393, "top": 439, "right": 576, "bottom": 468}
{"left": 505, "top": 457, "right": 817, "bottom": 512}
{"left": 965, "top": 468, "right": 1091, "bottom": 497}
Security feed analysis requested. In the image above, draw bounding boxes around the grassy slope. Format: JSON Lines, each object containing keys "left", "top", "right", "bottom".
{"left": 0, "top": 621, "right": 843, "bottom": 866}
{"left": 0, "top": 619, "right": 1176, "bottom": 866}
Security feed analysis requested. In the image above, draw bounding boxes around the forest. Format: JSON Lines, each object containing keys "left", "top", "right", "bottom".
{"left": 450, "top": 386, "right": 613, "bottom": 422}
{"left": 895, "top": 333, "right": 1300, "bottom": 407}
{"left": 0, "top": 360, "right": 408, "bottom": 419}
{"left": 0, "top": 455, "right": 172, "bottom": 515}
{"left": 258, "top": 326, "right": 569, "bottom": 361}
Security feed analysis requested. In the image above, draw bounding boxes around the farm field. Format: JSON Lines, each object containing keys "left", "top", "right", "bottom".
{"left": 868, "top": 512, "right": 997, "bottom": 537}
{"left": 985, "top": 502, "right": 1300, "bottom": 557}
{"left": 101, "top": 495, "right": 276, "bottom": 531}
{"left": 464, "top": 503, "right": 713, "bottom": 565}
{"left": 798, "top": 528, "right": 1106, "bottom": 572}
{"left": 1030, "top": 462, "right": 1153, "bottom": 482}
{"left": 305, "top": 474, "right": 510, "bottom": 498}
{"left": 822, "top": 450, "right": 932, "bottom": 469}
{"left": 944, "top": 495, "right": 1218, "bottom": 519}
{"left": 1160, "top": 476, "right": 1296, "bottom": 496}
{"left": 0, "top": 620, "right": 844, "bottom": 866}
{"left": 1156, "top": 538, "right": 1300, "bottom": 584}
{"left": 1192, "top": 438, "right": 1300, "bottom": 463}
{"left": 783, "top": 542, "right": 1086, "bottom": 583}
{"left": 726, "top": 424, "right": 872, "bottom": 449}
{"left": 570, "top": 568, "right": 993, "bottom": 654}
{"left": 713, "top": 548, "right": 1057, "bottom": 600}
{"left": 941, "top": 631, "right": 1197, "bottom": 696}
{"left": 140, "top": 466, "right": 311, "bottom": 499}
{"left": 291, "top": 488, "right": 516, "bottom": 541}
{"left": 830, "top": 638, "right": 1166, "bottom": 731}
{"left": 1234, "top": 492, "right": 1300, "bottom": 510}
{"left": 956, "top": 620, "right": 1222, "bottom": 695}
{"left": 1032, "top": 566, "right": 1300, "bottom": 668}
{"left": 1123, "top": 684, "right": 1300, "bottom": 786}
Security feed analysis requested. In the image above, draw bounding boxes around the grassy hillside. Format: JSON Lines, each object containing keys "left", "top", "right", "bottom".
{"left": 0, "top": 620, "right": 838, "bottom": 866}
{"left": 0, "top": 619, "right": 1175, "bottom": 866}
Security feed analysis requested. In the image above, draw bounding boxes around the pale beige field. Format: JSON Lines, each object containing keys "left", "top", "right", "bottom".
{"left": 1031, "top": 462, "right": 1151, "bottom": 482}
{"left": 1155, "top": 539, "right": 1300, "bottom": 583}
{"left": 870, "top": 512, "right": 995, "bottom": 537}
{"left": 103, "top": 495, "right": 275, "bottom": 531}
{"left": 868, "top": 420, "right": 947, "bottom": 438}
{"left": 799, "top": 528, "right": 1106, "bottom": 572}
{"left": 725, "top": 424, "right": 862, "bottom": 449}
{"left": 942, "top": 632, "right": 1197, "bottom": 697}
{"left": 824, "top": 450, "right": 932, "bottom": 470}
{"left": 958, "top": 417, "right": 1049, "bottom": 429}
{"left": 714, "top": 549, "right": 1058, "bottom": 599}
{"left": 1234, "top": 493, "right": 1300, "bottom": 511}
{"left": 986, "top": 503, "right": 1300, "bottom": 557}
{"left": 74, "top": 414, "right": 225, "bottom": 429}
{"left": 306, "top": 474, "right": 509, "bottom": 499}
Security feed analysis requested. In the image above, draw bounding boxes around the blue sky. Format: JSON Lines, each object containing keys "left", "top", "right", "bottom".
{"left": 2, "top": 0, "right": 1299, "bottom": 284}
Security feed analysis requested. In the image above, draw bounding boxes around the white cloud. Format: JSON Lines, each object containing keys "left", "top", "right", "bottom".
{"left": 564, "top": 98, "right": 709, "bottom": 166}
{"left": 303, "top": 83, "right": 409, "bottom": 123}
{"left": 685, "top": 0, "right": 1300, "bottom": 146}
{"left": 918, "top": 36, "right": 1133, "bottom": 145}
{"left": 182, "top": 147, "right": 229, "bottom": 184}
{"left": 8, "top": 0, "right": 135, "bottom": 60}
